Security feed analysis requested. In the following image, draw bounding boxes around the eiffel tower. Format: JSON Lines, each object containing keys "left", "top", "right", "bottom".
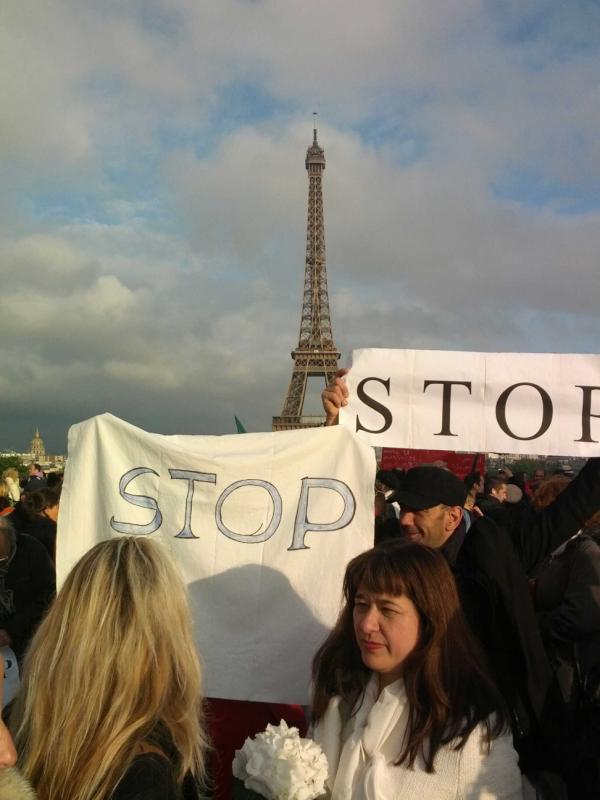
{"left": 273, "top": 120, "right": 340, "bottom": 431}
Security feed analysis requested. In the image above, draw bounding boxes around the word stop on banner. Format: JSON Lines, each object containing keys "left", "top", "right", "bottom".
{"left": 109, "top": 467, "right": 356, "bottom": 551}
{"left": 345, "top": 349, "right": 600, "bottom": 455}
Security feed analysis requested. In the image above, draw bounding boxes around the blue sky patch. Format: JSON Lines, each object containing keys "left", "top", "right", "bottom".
{"left": 493, "top": 167, "right": 600, "bottom": 214}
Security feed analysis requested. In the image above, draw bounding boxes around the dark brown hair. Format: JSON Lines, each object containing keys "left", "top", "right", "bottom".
{"left": 463, "top": 471, "right": 482, "bottom": 490}
{"left": 22, "top": 488, "right": 61, "bottom": 521}
{"left": 531, "top": 475, "right": 571, "bottom": 512}
{"left": 311, "top": 540, "right": 507, "bottom": 772}
{"left": 483, "top": 476, "right": 506, "bottom": 496}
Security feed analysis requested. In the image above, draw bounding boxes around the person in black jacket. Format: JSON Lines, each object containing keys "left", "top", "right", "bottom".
{"left": 532, "top": 513, "right": 600, "bottom": 799}
{"left": 0, "top": 517, "right": 55, "bottom": 662}
{"left": 477, "top": 476, "right": 510, "bottom": 524}
{"left": 19, "top": 488, "right": 60, "bottom": 563}
{"left": 21, "top": 464, "right": 46, "bottom": 496}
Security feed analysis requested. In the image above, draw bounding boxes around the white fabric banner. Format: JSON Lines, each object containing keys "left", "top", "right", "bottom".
{"left": 58, "top": 413, "right": 375, "bottom": 704}
{"left": 341, "top": 348, "right": 600, "bottom": 456}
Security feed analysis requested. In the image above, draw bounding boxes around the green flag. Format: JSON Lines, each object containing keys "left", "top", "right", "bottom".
{"left": 234, "top": 416, "right": 247, "bottom": 434}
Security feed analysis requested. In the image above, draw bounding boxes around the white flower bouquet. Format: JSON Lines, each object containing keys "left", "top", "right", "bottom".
{"left": 232, "top": 720, "right": 329, "bottom": 800}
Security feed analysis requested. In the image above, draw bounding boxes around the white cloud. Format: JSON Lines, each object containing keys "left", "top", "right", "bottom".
{"left": 2, "top": 1, "right": 600, "bottom": 451}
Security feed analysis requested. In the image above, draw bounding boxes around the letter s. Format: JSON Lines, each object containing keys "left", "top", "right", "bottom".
{"left": 355, "top": 377, "right": 392, "bottom": 434}
{"left": 110, "top": 467, "right": 163, "bottom": 535}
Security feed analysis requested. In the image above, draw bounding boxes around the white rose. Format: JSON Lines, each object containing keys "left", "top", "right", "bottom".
{"left": 232, "top": 720, "right": 328, "bottom": 800}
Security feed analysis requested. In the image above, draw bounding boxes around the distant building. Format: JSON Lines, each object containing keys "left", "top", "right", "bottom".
{"left": 1, "top": 427, "right": 67, "bottom": 471}
{"left": 29, "top": 427, "right": 46, "bottom": 459}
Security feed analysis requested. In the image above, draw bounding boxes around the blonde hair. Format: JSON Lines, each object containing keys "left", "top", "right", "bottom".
{"left": 12, "top": 537, "right": 207, "bottom": 800}
{"left": 1, "top": 469, "right": 19, "bottom": 483}
{"left": 0, "top": 480, "right": 8, "bottom": 499}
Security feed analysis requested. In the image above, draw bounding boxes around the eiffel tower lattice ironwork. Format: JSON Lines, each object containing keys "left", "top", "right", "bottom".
{"left": 273, "top": 122, "right": 340, "bottom": 431}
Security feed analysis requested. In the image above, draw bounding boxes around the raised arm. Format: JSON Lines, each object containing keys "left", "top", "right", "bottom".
{"left": 512, "top": 458, "right": 600, "bottom": 574}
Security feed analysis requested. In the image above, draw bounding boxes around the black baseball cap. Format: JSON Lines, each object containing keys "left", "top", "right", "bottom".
{"left": 385, "top": 466, "right": 467, "bottom": 510}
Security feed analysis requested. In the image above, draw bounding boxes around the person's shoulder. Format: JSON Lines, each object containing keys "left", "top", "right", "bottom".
{"left": 16, "top": 532, "right": 40, "bottom": 547}
{"left": 579, "top": 529, "right": 600, "bottom": 549}
{"left": 15, "top": 533, "right": 49, "bottom": 558}
{"left": 459, "top": 516, "right": 521, "bottom": 581}
{"left": 570, "top": 531, "right": 600, "bottom": 564}
{"left": 111, "top": 753, "right": 177, "bottom": 800}
{"left": 24, "top": 478, "right": 46, "bottom": 493}
{"left": 468, "top": 515, "right": 498, "bottom": 534}
{"left": 476, "top": 496, "right": 500, "bottom": 512}
{"left": 459, "top": 722, "right": 522, "bottom": 797}
{"left": 464, "top": 515, "right": 507, "bottom": 552}
{"left": 463, "top": 720, "right": 519, "bottom": 765}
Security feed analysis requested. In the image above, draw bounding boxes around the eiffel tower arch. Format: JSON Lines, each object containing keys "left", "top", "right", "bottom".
{"left": 273, "top": 123, "right": 340, "bottom": 431}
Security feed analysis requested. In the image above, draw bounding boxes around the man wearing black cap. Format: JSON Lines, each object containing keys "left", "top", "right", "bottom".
{"left": 384, "top": 466, "right": 466, "bottom": 548}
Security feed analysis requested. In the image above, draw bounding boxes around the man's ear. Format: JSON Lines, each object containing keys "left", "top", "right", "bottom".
{"left": 445, "top": 505, "right": 463, "bottom": 533}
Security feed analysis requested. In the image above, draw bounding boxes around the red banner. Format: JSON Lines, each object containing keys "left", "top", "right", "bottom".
{"left": 380, "top": 449, "right": 485, "bottom": 479}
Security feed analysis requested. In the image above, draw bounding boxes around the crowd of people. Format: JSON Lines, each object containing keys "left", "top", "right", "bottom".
{"left": 0, "top": 383, "right": 596, "bottom": 800}
{"left": 0, "top": 465, "right": 58, "bottom": 665}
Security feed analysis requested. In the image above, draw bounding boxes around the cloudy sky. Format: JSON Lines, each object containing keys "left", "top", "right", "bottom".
{"left": 2, "top": 1, "right": 600, "bottom": 453}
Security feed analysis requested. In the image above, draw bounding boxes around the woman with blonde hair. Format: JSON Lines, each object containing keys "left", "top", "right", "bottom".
{"left": 0, "top": 482, "right": 12, "bottom": 518}
{"left": 10, "top": 536, "right": 208, "bottom": 800}
{"left": 1, "top": 469, "right": 20, "bottom": 506}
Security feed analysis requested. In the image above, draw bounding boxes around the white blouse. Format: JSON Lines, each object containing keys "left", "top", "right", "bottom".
{"left": 312, "top": 675, "right": 523, "bottom": 800}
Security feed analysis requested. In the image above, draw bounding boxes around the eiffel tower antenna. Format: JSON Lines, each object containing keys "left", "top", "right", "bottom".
{"left": 273, "top": 123, "right": 340, "bottom": 431}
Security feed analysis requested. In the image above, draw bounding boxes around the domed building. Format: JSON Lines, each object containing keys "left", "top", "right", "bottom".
{"left": 29, "top": 427, "right": 46, "bottom": 460}
{"left": 10, "top": 428, "right": 65, "bottom": 471}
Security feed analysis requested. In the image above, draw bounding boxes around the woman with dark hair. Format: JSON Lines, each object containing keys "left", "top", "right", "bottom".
{"left": 312, "top": 541, "right": 522, "bottom": 799}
